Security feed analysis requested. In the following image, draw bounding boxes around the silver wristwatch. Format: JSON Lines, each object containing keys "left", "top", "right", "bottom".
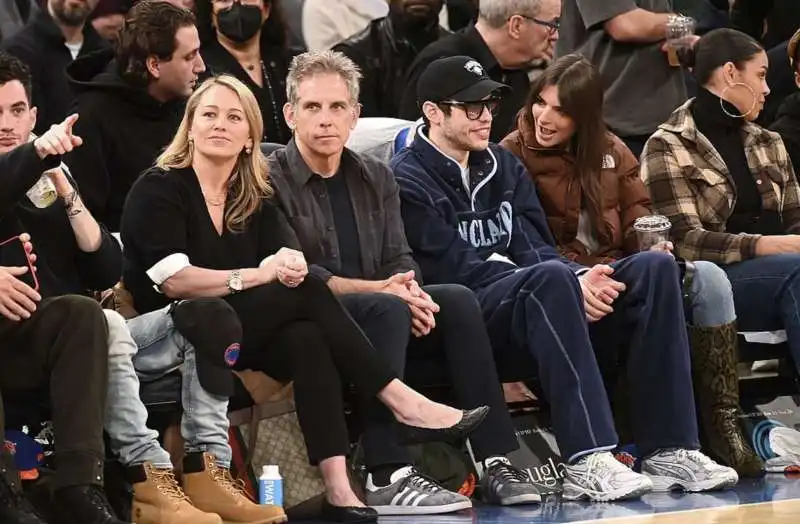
{"left": 226, "top": 270, "right": 243, "bottom": 294}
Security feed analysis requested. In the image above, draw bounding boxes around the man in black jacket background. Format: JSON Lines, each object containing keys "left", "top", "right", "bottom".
{"left": 1, "top": 0, "right": 107, "bottom": 134}
{"left": 334, "top": 0, "right": 449, "bottom": 118}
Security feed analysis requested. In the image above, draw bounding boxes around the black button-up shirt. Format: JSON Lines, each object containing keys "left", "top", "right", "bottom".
{"left": 268, "top": 140, "right": 421, "bottom": 283}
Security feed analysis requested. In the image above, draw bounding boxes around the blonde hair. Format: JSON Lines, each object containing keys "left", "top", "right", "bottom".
{"left": 157, "top": 74, "right": 272, "bottom": 233}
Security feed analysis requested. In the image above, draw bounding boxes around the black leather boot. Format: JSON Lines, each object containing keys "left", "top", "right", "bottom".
{"left": 53, "top": 485, "right": 130, "bottom": 524}
{"left": 689, "top": 323, "right": 764, "bottom": 478}
{"left": 0, "top": 449, "right": 47, "bottom": 524}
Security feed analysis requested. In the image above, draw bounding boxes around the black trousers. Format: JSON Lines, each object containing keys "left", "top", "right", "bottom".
{"left": 0, "top": 295, "right": 109, "bottom": 489}
{"left": 342, "top": 284, "right": 518, "bottom": 466}
{"left": 226, "top": 276, "right": 397, "bottom": 464}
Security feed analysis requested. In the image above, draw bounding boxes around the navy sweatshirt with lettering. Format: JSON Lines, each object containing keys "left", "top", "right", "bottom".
{"left": 391, "top": 127, "right": 584, "bottom": 291}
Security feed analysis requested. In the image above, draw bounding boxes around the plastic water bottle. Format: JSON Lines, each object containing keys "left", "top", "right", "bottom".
{"left": 259, "top": 465, "right": 283, "bottom": 507}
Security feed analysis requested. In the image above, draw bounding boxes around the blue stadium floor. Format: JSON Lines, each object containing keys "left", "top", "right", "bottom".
{"left": 304, "top": 474, "right": 800, "bottom": 524}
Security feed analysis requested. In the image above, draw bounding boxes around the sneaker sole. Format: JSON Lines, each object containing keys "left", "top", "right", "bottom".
{"left": 494, "top": 493, "right": 543, "bottom": 506}
{"left": 371, "top": 500, "right": 473, "bottom": 515}
{"left": 561, "top": 482, "right": 652, "bottom": 502}
{"left": 646, "top": 474, "right": 739, "bottom": 493}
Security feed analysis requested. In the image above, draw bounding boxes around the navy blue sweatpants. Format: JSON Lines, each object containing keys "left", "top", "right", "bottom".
{"left": 476, "top": 251, "right": 700, "bottom": 461}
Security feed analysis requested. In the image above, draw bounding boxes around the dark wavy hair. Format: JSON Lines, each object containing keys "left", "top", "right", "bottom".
{"left": 115, "top": 0, "right": 197, "bottom": 88}
{"left": 195, "top": 0, "right": 288, "bottom": 49}
{"left": 519, "top": 54, "right": 609, "bottom": 214}
{"left": 0, "top": 51, "right": 32, "bottom": 104}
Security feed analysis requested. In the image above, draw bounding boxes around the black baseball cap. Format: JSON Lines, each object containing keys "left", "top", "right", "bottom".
{"left": 171, "top": 298, "right": 243, "bottom": 397}
{"left": 417, "top": 55, "right": 510, "bottom": 104}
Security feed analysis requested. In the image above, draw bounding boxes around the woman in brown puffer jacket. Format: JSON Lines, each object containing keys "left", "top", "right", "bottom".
{"left": 500, "top": 54, "right": 763, "bottom": 477}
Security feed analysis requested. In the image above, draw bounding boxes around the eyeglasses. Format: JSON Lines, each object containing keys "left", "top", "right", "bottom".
{"left": 0, "top": 235, "right": 39, "bottom": 292}
{"left": 517, "top": 15, "right": 560, "bottom": 33}
{"left": 438, "top": 98, "right": 501, "bottom": 120}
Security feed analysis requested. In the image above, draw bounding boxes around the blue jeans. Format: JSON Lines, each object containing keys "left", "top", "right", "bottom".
{"left": 687, "top": 261, "right": 737, "bottom": 327}
{"left": 104, "top": 307, "right": 232, "bottom": 468}
{"left": 722, "top": 254, "right": 800, "bottom": 374}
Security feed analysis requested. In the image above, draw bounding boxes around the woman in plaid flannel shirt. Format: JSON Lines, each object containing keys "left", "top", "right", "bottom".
{"left": 641, "top": 30, "right": 800, "bottom": 447}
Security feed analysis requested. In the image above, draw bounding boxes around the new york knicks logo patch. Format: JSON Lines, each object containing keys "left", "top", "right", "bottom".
{"left": 224, "top": 343, "right": 241, "bottom": 367}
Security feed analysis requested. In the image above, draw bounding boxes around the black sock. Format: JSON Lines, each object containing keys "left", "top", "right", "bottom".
{"left": 368, "top": 463, "right": 411, "bottom": 488}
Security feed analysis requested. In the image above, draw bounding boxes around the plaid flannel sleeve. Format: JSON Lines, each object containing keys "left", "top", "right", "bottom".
{"left": 641, "top": 134, "right": 760, "bottom": 264}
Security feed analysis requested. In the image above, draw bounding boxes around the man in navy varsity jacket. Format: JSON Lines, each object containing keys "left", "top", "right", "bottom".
{"left": 391, "top": 55, "right": 739, "bottom": 501}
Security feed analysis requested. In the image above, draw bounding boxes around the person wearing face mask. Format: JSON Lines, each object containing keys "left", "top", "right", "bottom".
{"left": 398, "top": 0, "right": 561, "bottom": 142}
{"left": 642, "top": 29, "right": 800, "bottom": 386}
{"left": 332, "top": 0, "right": 450, "bottom": 118}
{"left": 196, "top": 0, "right": 298, "bottom": 145}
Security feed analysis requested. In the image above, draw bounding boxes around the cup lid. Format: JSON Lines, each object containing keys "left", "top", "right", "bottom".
{"left": 633, "top": 215, "right": 671, "bottom": 231}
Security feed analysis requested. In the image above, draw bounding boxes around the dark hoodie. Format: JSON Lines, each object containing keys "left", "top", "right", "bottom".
{"left": 65, "top": 48, "right": 185, "bottom": 231}
{"left": 770, "top": 91, "right": 800, "bottom": 173}
{"left": 1, "top": 8, "right": 108, "bottom": 134}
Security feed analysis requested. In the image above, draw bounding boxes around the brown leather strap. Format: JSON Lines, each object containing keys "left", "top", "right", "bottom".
{"left": 246, "top": 407, "right": 259, "bottom": 466}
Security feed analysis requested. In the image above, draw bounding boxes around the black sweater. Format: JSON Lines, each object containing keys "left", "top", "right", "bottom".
{"left": 0, "top": 143, "right": 122, "bottom": 299}
{"left": 691, "top": 88, "right": 783, "bottom": 235}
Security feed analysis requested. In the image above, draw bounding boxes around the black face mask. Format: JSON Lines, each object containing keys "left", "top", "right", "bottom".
{"left": 217, "top": 2, "right": 263, "bottom": 44}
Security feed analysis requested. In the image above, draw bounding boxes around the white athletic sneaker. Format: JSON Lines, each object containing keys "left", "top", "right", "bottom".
{"left": 562, "top": 452, "right": 653, "bottom": 502}
{"left": 641, "top": 449, "right": 739, "bottom": 492}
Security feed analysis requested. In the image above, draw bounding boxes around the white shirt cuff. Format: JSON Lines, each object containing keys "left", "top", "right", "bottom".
{"left": 146, "top": 253, "right": 191, "bottom": 285}
{"left": 259, "top": 255, "right": 274, "bottom": 268}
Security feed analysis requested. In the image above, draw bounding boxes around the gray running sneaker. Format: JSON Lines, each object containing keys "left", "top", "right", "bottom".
{"left": 481, "top": 461, "right": 542, "bottom": 506}
{"left": 641, "top": 449, "right": 739, "bottom": 492}
{"left": 365, "top": 466, "right": 472, "bottom": 516}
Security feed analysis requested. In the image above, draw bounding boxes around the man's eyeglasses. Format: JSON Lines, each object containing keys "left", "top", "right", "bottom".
{"left": 438, "top": 98, "right": 501, "bottom": 120}
{"left": 517, "top": 15, "right": 560, "bottom": 33}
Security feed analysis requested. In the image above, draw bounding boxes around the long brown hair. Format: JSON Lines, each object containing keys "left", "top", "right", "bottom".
{"left": 157, "top": 75, "right": 272, "bottom": 233}
{"left": 520, "top": 54, "right": 609, "bottom": 213}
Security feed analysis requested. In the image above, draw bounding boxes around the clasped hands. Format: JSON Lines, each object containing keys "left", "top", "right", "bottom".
{"left": 579, "top": 264, "right": 625, "bottom": 323}
{"left": 381, "top": 270, "right": 439, "bottom": 338}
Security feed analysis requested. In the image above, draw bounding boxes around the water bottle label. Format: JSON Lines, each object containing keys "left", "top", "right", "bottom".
{"left": 259, "top": 479, "right": 283, "bottom": 507}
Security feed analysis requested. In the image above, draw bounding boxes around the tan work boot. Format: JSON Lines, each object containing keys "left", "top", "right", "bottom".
{"left": 182, "top": 452, "right": 287, "bottom": 524}
{"left": 128, "top": 463, "right": 222, "bottom": 524}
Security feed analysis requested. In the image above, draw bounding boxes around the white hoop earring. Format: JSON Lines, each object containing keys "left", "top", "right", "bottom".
{"left": 719, "top": 82, "right": 757, "bottom": 119}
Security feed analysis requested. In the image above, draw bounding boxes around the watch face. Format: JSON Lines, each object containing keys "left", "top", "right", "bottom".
{"left": 229, "top": 274, "right": 243, "bottom": 291}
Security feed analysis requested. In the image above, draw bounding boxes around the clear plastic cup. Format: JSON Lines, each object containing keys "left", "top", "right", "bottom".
{"left": 633, "top": 215, "right": 672, "bottom": 252}
{"left": 666, "top": 16, "right": 696, "bottom": 67}
{"left": 26, "top": 175, "right": 58, "bottom": 209}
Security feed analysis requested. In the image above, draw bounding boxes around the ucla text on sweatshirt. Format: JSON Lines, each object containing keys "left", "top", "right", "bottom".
{"left": 391, "top": 127, "right": 584, "bottom": 290}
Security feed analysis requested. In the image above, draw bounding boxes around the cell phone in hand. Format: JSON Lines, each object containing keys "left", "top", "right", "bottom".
{"left": 0, "top": 235, "right": 39, "bottom": 291}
